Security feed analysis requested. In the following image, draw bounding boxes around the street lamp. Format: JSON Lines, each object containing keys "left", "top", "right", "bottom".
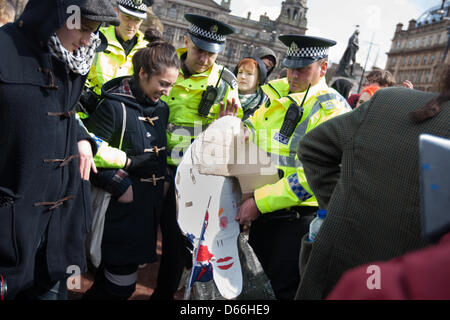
{"left": 357, "top": 33, "right": 380, "bottom": 93}
{"left": 437, "top": 0, "right": 446, "bottom": 16}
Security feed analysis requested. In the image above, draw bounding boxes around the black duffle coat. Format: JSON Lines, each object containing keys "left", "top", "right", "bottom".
{"left": 0, "top": 0, "right": 97, "bottom": 299}
{"left": 85, "top": 76, "right": 169, "bottom": 266}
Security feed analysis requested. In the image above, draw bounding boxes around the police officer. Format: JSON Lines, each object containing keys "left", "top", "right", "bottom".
{"left": 84, "top": 0, "right": 152, "bottom": 98}
{"left": 151, "top": 14, "right": 242, "bottom": 300}
{"left": 236, "top": 35, "right": 352, "bottom": 300}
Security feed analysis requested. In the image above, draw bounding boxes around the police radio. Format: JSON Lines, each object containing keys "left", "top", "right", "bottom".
{"left": 279, "top": 84, "right": 311, "bottom": 138}
{"left": 198, "top": 85, "right": 219, "bottom": 116}
{"left": 198, "top": 67, "right": 225, "bottom": 117}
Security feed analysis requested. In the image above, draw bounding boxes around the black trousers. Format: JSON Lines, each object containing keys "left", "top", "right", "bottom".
{"left": 151, "top": 165, "right": 190, "bottom": 300}
{"left": 15, "top": 231, "right": 67, "bottom": 300}
{"left": 248, "top": 207, "right": 317, "bottom": 300}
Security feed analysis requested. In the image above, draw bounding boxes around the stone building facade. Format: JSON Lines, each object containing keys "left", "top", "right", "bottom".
{"left": 148, "top": 0, "right": 308, "bottom": 78}
{"left": 386, "top": 2, "right": 450, "bottom": 92}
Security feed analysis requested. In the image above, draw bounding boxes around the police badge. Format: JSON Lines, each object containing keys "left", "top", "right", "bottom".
{"left": 210, "top": 24, "right": 219, "bottom": 34}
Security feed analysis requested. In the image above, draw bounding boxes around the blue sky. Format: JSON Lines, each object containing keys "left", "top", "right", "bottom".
{"left": 226, "top": 0, "right": 443, "bottom": 69}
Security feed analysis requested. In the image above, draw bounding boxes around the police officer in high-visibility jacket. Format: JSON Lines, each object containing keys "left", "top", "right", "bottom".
{"left": 84, "top": 0, "right": 150, "bottom": 97}
{"left": 163, "top": 14, "right": 242, "bottom": 167}
{"left": 236, "top": 35, "right": 352, "bottom": 300}
{"left": 151, "top": 14, "right": 242, "bottom": 300}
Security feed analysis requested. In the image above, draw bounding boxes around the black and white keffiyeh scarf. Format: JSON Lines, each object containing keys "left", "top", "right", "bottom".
{"left": 48, "top": 32, "right": 101, "bottom": 75}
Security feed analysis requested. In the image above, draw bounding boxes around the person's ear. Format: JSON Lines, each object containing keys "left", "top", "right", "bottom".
{"left": 139, "top": 67, "right": 147, "bottom": 80}
{"left": 320, "top": 61, "right": 328, "bottom": 77}
{"left": 184, "top": 35, "right": 189, "bottom": 48}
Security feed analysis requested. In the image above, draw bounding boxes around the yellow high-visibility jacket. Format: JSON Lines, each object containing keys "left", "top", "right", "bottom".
{"left": 85, "top": 25, "right": 148, "bottom": 95}
{"left": 162, "top": 48, "right": 243, "bottom": 166}
{"left": 245, "top": 77, "right": 352, "bottom": 213}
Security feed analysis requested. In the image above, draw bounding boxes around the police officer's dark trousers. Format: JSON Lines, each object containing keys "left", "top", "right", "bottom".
{"left": 248, "top": 206, "right": 316, "bottom": 300}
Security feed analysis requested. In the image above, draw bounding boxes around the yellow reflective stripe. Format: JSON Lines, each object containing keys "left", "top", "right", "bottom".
{"left": 289, "top": 99, "right": 322, "bottom": 158}
{"left": 267, "top": 151, "right": 303, "bottom": 168}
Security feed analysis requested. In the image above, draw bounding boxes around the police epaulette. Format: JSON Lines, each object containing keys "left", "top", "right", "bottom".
{"left": 220, "top": 68, "right": 238, "bottom": 90}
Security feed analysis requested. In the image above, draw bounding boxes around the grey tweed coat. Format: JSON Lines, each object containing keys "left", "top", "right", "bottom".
{"left": 295, "top": 87, "right": 450, "bottom": 300}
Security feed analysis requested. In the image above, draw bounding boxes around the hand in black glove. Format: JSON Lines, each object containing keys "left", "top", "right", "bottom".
{"left": 126, "top": 153, "right": 160, "bottom": 178}
{"left": 90, "top": 169, "right": 131, "bottom": 199}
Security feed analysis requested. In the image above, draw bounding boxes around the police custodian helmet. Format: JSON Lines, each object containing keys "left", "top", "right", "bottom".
{"left": 279, "top": 34, "right": 336, "bottom": 69}
{"left": 184, "top": 13, "right": 235, "bottom": 54}
{"left": 118, "top": 0, "right": 153, "bottom": 20}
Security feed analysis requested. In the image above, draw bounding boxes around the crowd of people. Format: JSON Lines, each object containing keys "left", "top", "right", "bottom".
{"left": 0, "top": 0, "right": 448, "bottom": 301}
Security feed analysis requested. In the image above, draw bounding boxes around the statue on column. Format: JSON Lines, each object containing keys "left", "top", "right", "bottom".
{"left": 337, "top": 28, "right": 360, "bottom": 78}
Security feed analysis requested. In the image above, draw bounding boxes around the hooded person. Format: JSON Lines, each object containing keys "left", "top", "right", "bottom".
{"left": 0, "top": 0, "right": 119, "bottom": 300}
{"left": 331, "top": 78, "right": 353, "bottom": 99}
{"left": 253, "top": 46, "right": 278, "bottom": 80}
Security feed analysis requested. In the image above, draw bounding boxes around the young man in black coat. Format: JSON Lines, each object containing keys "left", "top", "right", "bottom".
{"left": 0, "top": 0, "right": 119, "bottom": 300}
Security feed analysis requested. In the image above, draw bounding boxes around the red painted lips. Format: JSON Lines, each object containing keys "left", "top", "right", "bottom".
{"left": 217, "top": 257, "right": 234, "bottom": 270}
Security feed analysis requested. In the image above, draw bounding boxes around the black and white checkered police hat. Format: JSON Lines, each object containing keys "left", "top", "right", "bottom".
{"left": 185, "top": 14, "right": 235, "bottom": 54}
{"left": 279, "top": 34, "right": 336, "bottom": 69}
{"left": 118, "top": 0, "right": 152, "bottom": 20}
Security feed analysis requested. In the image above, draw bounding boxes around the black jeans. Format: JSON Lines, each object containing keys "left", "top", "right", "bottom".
{"left": 15, "top": 233, "right": 67, "bottom": 300}
{"left": 248, "top": 207, "right": 317, "bottom": 300}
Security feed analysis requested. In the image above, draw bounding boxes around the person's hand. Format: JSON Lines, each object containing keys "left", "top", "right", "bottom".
{"left": 118, "top": 185, "right": 133, "bottom": 203}
{"left": 78, "top": 139, "right": 97, "bottom": 180}
{"left": 236, "top": 196, "right": 260, "bottom": 232}
{"left": 402, "top": 80, "right": 414, "bottom": 89}
{"left": 219, "top": 97, "right": 238, "bottom": 118}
